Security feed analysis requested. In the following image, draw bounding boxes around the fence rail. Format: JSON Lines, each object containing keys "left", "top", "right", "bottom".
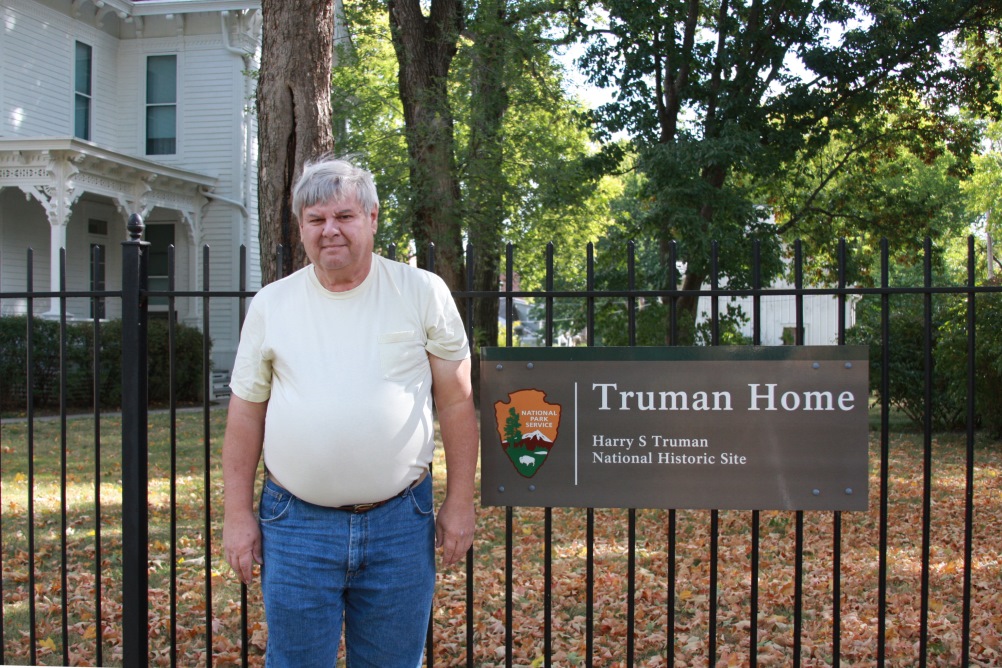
{"left": 1, "top": 225, "right": 1001, "bottom": 667}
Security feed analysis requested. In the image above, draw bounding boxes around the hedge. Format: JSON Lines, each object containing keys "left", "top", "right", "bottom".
{"left": 0, "top": 316, "right": 209, "bottom": 412}
{"left": 847, "top": 281, "right": 1002, "bottom": 436}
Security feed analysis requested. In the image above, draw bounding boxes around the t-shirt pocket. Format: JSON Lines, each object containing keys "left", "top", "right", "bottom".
{"left": 377, "top": 330, "right": 426, "bottom": 381}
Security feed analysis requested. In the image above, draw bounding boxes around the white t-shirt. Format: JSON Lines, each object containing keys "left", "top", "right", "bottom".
{"left": 229, "top": 254, "right": 470, "bottom": 507}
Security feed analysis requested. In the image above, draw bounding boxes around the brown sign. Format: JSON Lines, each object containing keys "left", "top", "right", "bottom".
{"left": 480, "top": 346, "right": 870, "bottom": 511}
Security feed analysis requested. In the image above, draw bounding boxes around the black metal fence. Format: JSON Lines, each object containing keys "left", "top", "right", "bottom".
{"left": 1, "top": 216, "right": 1000, "bottom": 667}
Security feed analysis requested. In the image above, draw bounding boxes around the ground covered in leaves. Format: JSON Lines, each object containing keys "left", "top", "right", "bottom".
{"left": 1, "top": 410, "right": 1000, "bottom": 666}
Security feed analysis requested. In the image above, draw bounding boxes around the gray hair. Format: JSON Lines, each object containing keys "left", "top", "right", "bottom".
{"left": 291, "top": 158, "right": 379, "bottom": 221}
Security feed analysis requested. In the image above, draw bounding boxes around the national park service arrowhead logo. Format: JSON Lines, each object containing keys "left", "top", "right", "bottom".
{"left": 494, "top": 389, "right": 561, "bottom": 478}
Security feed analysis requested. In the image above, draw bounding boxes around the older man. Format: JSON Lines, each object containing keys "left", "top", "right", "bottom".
{"left": 222, "top": 158, "right": 477, "bottom": 667}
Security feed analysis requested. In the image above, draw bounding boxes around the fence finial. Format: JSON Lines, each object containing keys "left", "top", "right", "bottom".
{"left": 127, "top": 213, "right": 145, "bottom": 241}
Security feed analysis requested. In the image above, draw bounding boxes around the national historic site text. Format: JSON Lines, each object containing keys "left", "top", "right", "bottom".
{"left": 592, "top": 436, "right": 748, "bottom": 467}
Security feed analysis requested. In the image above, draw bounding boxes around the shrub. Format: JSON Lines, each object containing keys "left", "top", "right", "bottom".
{"left": 0, "top": 316, "right": 209, "bottom": 412}
{"left": 936, "top": 280, "right": 1002, "bottom": 437}
{"left": 847, "top": 284, "right": 1001, "bottom": 434}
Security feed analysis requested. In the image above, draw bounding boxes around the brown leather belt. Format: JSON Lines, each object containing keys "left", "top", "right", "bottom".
{"left": 332, "top": 470, "right": 428, "bottom": 514}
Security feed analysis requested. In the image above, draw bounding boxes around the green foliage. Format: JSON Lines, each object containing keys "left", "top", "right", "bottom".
{"left": 694, "top": 303, "right": 753, "bottom": 346}
{"left": 771, "top": 104, "right": 980, "bottom": 286}
{"left": 0, "top": 317, "right": 208, "bottom": 412}
{"left": 461, "top": 44, "right": 614, "bottom": 286}
{"left": 593, "top": 298, "right": 669, "bottom": 347}
{"left": 333, "top": 0, "right": 611, "bottom": 268}
{"left": 848, "top": 293, "right": 967, "bottom": 431}
{"left": 577, "top": 0, "right": 998, "bottom": 344}
{"left": 937, "top": 280, "right": 1002, "bottom": 436}
{"left": 570, "top": 168, "right": 764, "bottom": 346}
{"left": 330, "top": 2, "right": 411, "bottom": 252}
{"left": 636, "top": 139, "right": 785, "bottom": 287}
{"left": 846, "top": 252, "right": 1002, "bottom": 434}
{"left": 962, "top": 112, "right": 1002, "bottom": 248}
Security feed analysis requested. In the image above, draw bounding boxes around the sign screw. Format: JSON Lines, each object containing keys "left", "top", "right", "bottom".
{"left": 496, "top": 364, "right": 503, "bottom": 371}
{"left": 527, "top": 363, "right": 534, "bottom": 370}
{"left": 812, "top": 488, "right": 821, "bottom": 496}
{"left": 812, "top": 362, "right": 821, "bottom": 369}
{"left": 845, "top": 362, "right": 853, "bottom": 369}
{"left": 498, "top": 485, "right": 505, "bottom": 493}
{"left": 845, "top": 488, "right": 854, "bottom": 495}
{"left": 528, "top": 485, "right": 536, "bottom": 492}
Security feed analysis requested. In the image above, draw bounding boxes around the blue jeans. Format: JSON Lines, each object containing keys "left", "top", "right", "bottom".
{"left": 258, "top": 475, "right": 436, "bottom": 668}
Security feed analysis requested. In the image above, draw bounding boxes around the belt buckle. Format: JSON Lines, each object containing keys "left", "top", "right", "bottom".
{"left": 350, "top": 501, "right": 380, "bottom": 513}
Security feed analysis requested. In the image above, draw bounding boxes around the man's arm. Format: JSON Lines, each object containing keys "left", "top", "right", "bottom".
{"left": 429, "top": 354, "right": 479, "bottom": 566}
{"left": 222, "top": 395, "right": 268, "bottom": 584}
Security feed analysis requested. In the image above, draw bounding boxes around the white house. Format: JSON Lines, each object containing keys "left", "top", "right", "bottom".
{"left": 695, "top": 277, "right": 858, "bottom": 346}
{"left": 0, "top": 0, "right": 262, "bottom": 375}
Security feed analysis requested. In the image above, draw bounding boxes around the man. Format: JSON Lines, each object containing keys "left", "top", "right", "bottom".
{"left": 222, "top": 158, "right": 478, "bottom": 667}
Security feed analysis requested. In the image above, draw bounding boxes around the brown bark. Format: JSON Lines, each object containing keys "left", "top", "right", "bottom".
{"left": 257, "top": 0, "right": 336, "bottom": 285}
{"left": 386, "top": 0, "right": 464, "bottom": 292}
{"left": 466, "top": 0, "right": 509, "bottom": 400}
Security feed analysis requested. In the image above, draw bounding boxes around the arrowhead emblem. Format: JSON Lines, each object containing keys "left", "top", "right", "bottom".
{"left": 493, "top": 389, "right": 561, "bottom": 478}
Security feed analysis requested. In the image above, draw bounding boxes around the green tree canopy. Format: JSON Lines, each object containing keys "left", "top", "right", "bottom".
{"left": 767, "top": 101, "right": 978, "bottom": 286}
{"left": 577, "top": 0, "right": 1002, "bottom": 340}
{"left": 334, "top": 0, "right": 614, "bottom": 346}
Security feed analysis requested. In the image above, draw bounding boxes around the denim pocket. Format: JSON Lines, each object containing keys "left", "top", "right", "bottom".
{"left": 259, "top": 480, "right": 294, "bottom": 523}
{"left": 407, "top": 477, "right": 434, "bottom": 516}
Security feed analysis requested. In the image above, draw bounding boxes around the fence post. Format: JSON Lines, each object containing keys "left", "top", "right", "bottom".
{"left": 121, "top": 213, "right": 150, "bottom": 667}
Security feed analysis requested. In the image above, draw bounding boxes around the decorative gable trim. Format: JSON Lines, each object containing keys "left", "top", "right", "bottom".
{"left": 0, "top": 138, "right": 214, "bottom": 231}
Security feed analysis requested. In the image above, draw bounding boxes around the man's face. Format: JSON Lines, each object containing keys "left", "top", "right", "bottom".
{"left": 299, "top": 196, "right": 378, "bottom": 289}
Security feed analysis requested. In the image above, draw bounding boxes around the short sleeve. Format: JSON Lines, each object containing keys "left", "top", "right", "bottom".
{"left": 423, "top": 274, "right": 470, "bottom": 362}
{"left": 228, "top": 294, "right": 274, "bottom": 402}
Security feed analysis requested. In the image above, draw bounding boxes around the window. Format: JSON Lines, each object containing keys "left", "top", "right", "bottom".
{"left": 87, "top": 218, "right": 108, "bottom": 236}
{"left": 74, "top": 42, "right": 92, "bottom": 140}
{"left": 146, "top": 224, "right": 175, "bottom": 309}
{"left": 146, "top": 55, "right": 177, "bottom": 155}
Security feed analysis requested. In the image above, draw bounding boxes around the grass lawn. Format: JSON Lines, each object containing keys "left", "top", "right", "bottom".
{"left": 1, "top": 407, "right": 1000, "bottom": 666}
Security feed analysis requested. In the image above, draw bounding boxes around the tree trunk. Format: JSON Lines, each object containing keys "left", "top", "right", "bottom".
{"left": 466, "top": 0, "right": 509, "bottom": 399}
{"left": 669, "top": 163, "right": 727, "bottom": 344}
{"left": 257, "top": 0, "right": 336, "bottom": 285}
{"left": 386, "top": 0, "right": 464, "bottom": 292}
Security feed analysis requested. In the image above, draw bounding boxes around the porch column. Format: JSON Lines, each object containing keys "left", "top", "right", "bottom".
{"left": 44, "top": 220, "right": 69, "bottom": 317}
{"left": 39, "top": 154, "right": 79, "bottom": 318}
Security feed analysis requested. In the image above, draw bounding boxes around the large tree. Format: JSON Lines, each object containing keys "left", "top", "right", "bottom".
{"left": 257, "top": 0, "right": 337, "bottom": 284}
{"left": 580, "top": 0, "right": 1001, "bottom": 341}
{"left": 464, "top": 0, "right": 510, "bottom": 351}
{"left": 375, "top": 0, "right": 597, "bottom": 347}
{"left": 463, "top": 0, "right": 611, "bottom": 335}
{"left": 386, "top": 0, "right": 466, "bottom": 291}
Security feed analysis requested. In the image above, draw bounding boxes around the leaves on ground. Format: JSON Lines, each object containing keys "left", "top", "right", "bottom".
{"left": 1, "top": 414, "right": 1000, "bottom": 666}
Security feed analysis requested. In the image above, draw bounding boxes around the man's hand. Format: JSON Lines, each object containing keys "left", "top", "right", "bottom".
{"left": 223, "top": 509, "right": 263, "bottom": 584}
{"left": 436, "top": 494, "right": 475, "bottom": 566}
